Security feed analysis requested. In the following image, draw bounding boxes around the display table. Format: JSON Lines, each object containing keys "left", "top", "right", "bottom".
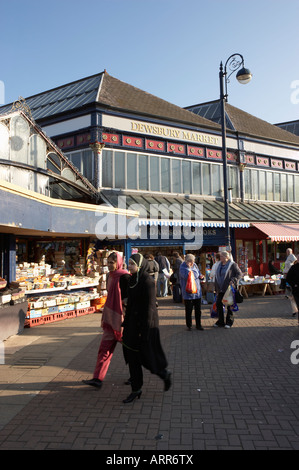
{"left": 239, "top": 281, "right": 273, "bottom": 298}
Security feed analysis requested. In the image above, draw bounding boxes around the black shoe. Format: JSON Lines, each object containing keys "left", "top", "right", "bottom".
{"left": 82, "top": 378, "right": 102, "bottom": 389}
{"left": 164, "top": 371, "right": 172, "bottom": 391}
{"left": 123, "top": 391, "right": 142, "bottom": 403}
{"left": 187, "top": 326, "right": 192, "bottom": 331}
{"left": 196, "top": 325, "right": 204, "bottom": 330}
{"left": 124, "top": 378, "right": 132, "bottom": 385}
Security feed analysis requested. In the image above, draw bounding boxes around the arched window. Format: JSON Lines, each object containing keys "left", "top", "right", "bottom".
{"left": 10, "top": 115, "right": 30, "bottom": 164}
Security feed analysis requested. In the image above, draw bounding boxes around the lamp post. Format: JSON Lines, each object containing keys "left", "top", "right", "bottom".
{"left": 219, "top": 53, "right": 252, "bottom": 250}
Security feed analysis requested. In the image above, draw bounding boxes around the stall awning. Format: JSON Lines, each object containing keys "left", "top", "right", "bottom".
{"left": 139, "top": 219, "right": 249, "bottom": 228}
{"left": 251, "top": 223, "right": 299, "bottom": 242}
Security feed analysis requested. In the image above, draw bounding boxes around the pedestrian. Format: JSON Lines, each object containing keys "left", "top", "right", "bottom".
{"left": 172, "top": 252, "right": 183, "bottom": 284}
{"left": 82, "top": 252, "right": 130, "bottom": 388}
{"left": 268, "top": 257, "right": 281, "bottom": 275}
{"left": 213, "top": 251, "right": 242, "bottom": 329}
{"left": 144, "top": 253, "right": 159, "bottom": 284}
{"left": 207, "top": 253, "right": 214, "bottom": 269}
{"left": 121, "top": 253, "right": 171, "bottom": 403}
{"left": 180, "top": 253, "right": 205, "bottom": 330}
{"left": 286, "top": 253, "right": 299, "bottom": 319}
{"left": 209, "top": 252, "right": 221, "bottom": 282}
{"left": 282, "top": 248, "right": 296, "bottom": 294}
{"left": 284, "top": 248, "right": 297, "bottom": 276}
{"left": 155, "top": 252, "right": 170, "bottom": 297}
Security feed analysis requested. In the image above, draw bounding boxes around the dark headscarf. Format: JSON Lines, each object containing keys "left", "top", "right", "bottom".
{"left": 129, "top": 253, "right": 149, "bottom": 288}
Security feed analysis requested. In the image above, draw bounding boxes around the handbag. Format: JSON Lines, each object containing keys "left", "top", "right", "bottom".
{"left": 234, "top": 288, "right": 243, "bottom": 304}
{"left": 186, "top": 270, "right": 197, "bottom": 294}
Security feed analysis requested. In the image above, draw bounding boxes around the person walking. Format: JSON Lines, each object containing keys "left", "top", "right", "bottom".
{"left": 213, "top": 251, "right": 242, "bottom": 329}
{"left": 155, "top": 252, "right": 170, "bottom": 297}
{"left": 121, "top": 253, "right": 171, "bottom": 403}
{"left": 82, "top": 252, "right": 130, "bottom": 388}
{"left": 286, "top": 253, "right": 299, "bottom": 319}
{"left": 180, "top": 253, "right": 204, "bottom": 330}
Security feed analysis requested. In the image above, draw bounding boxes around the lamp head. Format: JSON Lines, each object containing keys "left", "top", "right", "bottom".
{"left": 236, "top": 67, "right": 252, "bottom": 85}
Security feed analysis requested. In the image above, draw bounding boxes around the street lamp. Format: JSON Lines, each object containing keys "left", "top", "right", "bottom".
{"left": 219, "top": 53, "right": 252, "bottom": 250}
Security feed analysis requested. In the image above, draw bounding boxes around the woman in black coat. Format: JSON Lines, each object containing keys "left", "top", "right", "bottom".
{"left": 214, "top": 251, "right": 242, "bottom": 328}
{"left": 121, "top": 253, "right": 171, "bottom": 403}
{"left": 286, "top": 255, "right": 299, "bottom": 318}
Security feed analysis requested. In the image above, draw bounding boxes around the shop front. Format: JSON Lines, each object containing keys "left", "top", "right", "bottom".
{"left": 0, "top": 179, "right": 137, "bottom": 339}
{"left": 235, "top": 223, "right": 299, "bottom": 276}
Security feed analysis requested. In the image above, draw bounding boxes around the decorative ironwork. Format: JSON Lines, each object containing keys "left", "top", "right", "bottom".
{"left": 11, "top": 96, "right": 33, "bottom": 120}
{"left": 221, "top": 53, "right": 245, "bottom": 99}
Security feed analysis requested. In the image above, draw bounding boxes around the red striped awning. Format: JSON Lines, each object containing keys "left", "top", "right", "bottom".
{"left": 251, "top": 223, "right": 299, "bottom": 242}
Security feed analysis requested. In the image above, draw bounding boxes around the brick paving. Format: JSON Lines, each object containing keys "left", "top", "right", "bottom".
{"left": 0, "top": 294, "right": 298, "bottom": 451}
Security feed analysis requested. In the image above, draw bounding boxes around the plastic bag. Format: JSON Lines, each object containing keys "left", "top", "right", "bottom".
{"left": 186, "top": 270, "right": 197, "bottom": 294}
{"left": 210, "top": 302, "right": 218, "bottom": 318}
{"left": 210, "top": 298, "right": 225, "bottom": 318}
{"left": 223, "top": 285, "right": 234, "bottom": 305}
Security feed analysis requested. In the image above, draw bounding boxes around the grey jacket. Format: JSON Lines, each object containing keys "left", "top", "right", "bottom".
{"left": 215, "top": 261, "right": 242, "bottom": 294}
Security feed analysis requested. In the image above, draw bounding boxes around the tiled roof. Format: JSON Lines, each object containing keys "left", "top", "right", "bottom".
{"left": 0, "top": 72, "right": 220, "bottom": 131}
{"left": 186, "top": 100, "right": 299, "bottom": 146}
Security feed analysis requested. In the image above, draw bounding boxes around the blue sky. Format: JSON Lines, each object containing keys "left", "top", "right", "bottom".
{"left": 2, "top": 0, "right": 299, "bottom": 124}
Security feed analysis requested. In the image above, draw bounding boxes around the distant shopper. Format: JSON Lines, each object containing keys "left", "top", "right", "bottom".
{"left": 82, "top": 252, "right": 130, "bottom": 389}
{"left": 286, "top": 254, "right": 299, "bottom": 319}
{"left": 214, "top": 251, "right": 242, "bottom": 329}
{"left": 144, "top": 254, "right": 159, "bottom": 284}
{"left": 155, "top": 252, "right": 170, "bottom": 297}
{"left": 268, "top": 258, "right": 281, "bottom": 275}
{"left": 284, "top": 248, "right": 296, "bottom": 276}
{"left": 172, "top": 252, "right": 183, "bottom": 284}
{"left": 122, "top": 254, "right": 171, "bottom": 403}
{"left": 180, "top": 253, "right": 205, "bottom": 330}
{"left": 209, "top": 252, "right": 221, "bottom": 282}
{"left": 206, "top": 254, "right": 214, "bottom": 269}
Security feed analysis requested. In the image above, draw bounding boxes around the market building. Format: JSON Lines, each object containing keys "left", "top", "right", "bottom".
{"left": 1, "top": 70, "right": 299, "bottom": 282}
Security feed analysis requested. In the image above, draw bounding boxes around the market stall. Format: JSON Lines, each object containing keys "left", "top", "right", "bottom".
{"left": 238, "top": 275, "right": 282, "bottom": 298}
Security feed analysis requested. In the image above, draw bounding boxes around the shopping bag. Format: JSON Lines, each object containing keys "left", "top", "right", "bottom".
{"left": 186, "top": 270, "right": 197, "bottom": 294}
{"left": 210, "top": 296, "right": 225, "bottom": 318}
{"left": 210, "top": 301, "right": 218, "bottom": 318}
{"left": 223, "top": 285, "right": 234, "bottom": 306}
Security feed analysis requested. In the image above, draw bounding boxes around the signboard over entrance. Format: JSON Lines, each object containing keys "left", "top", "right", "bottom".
{"left": 102, "top": 115, "right": 222, "bottom": 147}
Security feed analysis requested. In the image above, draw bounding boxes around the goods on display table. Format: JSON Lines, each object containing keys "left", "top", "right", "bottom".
{"left": 239, "top": 274, "right": 283, "bottom": 297}
{"left": 0, "top": 278, "right": 26, "bottom": 306}
{"left": 25, "top": 288, "right": 101, "bottom": 327}
{"left": 16, "top": 246, "right": 126, "bottom": 328}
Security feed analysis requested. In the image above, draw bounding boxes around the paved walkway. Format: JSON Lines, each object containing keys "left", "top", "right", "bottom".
{"left": 0, "top": 294, "right": 298, "bottom": 451}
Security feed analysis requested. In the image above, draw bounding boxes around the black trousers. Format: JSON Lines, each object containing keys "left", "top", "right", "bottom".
{"left": 215, "top": 292, "right": 234, "bottom": 326}
{"left": 184, "top": 298, "right": 202, "bottom": 329}
{"left": 125, "top": 349, "right": 168, "bottom": 392}
{"left": 293, "top": 294, "right": 299, "bottom": 317}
